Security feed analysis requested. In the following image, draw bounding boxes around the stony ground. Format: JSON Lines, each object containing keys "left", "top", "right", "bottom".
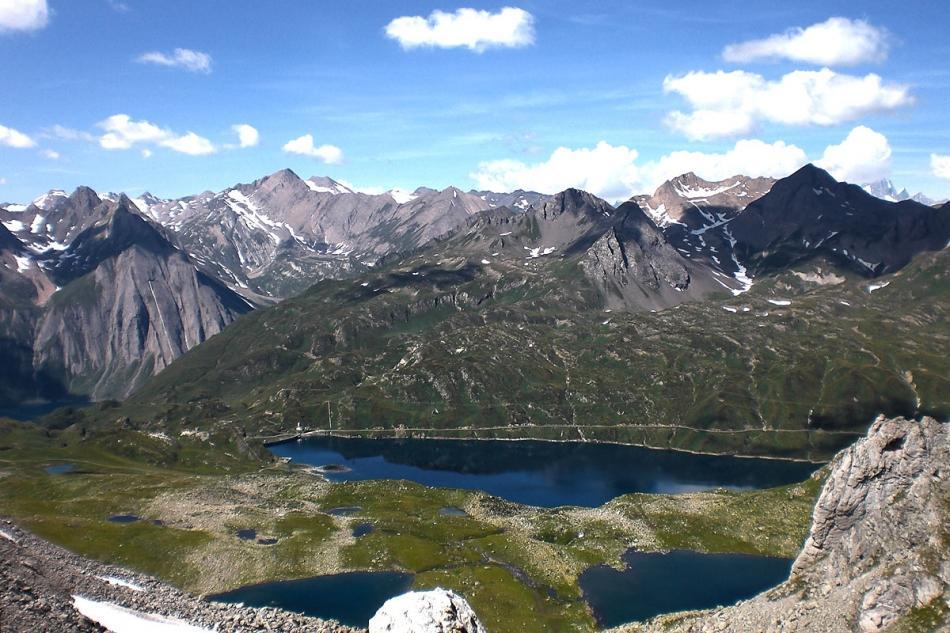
{"left": 0, "top": 520, "right": 362, "bottom": 633}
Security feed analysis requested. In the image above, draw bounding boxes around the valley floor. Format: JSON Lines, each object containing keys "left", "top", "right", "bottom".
{"left": 0, "top": 427, "right": 823, "bottom": 632}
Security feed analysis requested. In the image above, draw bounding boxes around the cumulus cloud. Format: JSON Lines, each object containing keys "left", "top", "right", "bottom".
{"left": 471, "top": 128, "right": 893, "bottom": 200}
{"left": 0, "top": 124, "right": 35, "bottom": 148}
{"left": 0, "top": 0, "right": 48, "bottom": 32}
{"left": 471, "top": 142, "right": 641, "bottom": 200}
{"left": 663, "top": 68, "right": 912, "bottom": 140}
{"left": 385, "top": 7, "right": 534, "bottom": 52}
{"left": 723, "top": 17, "right": 890, "bottom": 66}
{"left": 815, "top": 125, "right": 891, "bottom": 183}
{"left": 641, "top": 139, "right": 808, "bottom": 191}
{"left": 231, "top": 124, "right": 259, "bottom": 148}
{"left": 40, "top": 148, "right": 59, "bottom": 159}
{"left": 136, "top": 48, "right": 213, "bottom": 73}
{"left": 931, "top": 154, "right": 950, "bottom": 180}
{"left": 282, "top": 134, "right": 343, "bottom": 164}
{"left": 97, "top": 114, "right": 215, "bottom": 155}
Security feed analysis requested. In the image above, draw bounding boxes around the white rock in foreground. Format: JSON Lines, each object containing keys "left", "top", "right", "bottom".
{"left": 369, "top": 588, "right": 485, "bottom": 633}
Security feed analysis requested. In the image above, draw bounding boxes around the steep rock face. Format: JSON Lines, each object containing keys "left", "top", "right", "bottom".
{"left": 731, "top": 164, "right": 950, "bottom": 276}
{"left": 34, "top": 243, "right": 250, "bottom": 401}
{"left": 580, "top": 204, "right": 723, "bottom": 310}
{"left": 617, "top": 416, "right": 949, "bottom": 633}
{"left": 369, "top": 589, "right": 485, "bottom": 633}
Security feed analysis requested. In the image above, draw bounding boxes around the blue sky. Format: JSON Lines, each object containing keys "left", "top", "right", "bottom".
{"left": 1, "top": 0, "right": 949, "bottom": 202}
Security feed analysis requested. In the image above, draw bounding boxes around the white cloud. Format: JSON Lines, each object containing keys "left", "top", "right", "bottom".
{"left": 231, "top": 124, "right": 259, "bottom": 148}
{"left": 385, "top": 7, "right": 534, "bottom": 52}
{"left": 160, "top": 132, "right": 215, "bottom": 156}
{"left": 931, "top": 154, "right": 950, "bottom": 180}
{"left": 0, "top": 0, "right": 48, "bottom": 32}
{"left": 471, "top": 142, "right": 641, "bottom": 200}
{"left": 816, "top": 125, "right": 891, "bottom": 183}
{"left": 0, "top": 177, "right": 6, "bottom": 185}
{"left": 641, "top": 139, "right": 808, "bottom": 191}
{"left": 0, "top": 124, "right": 35, "bottom": 148}
{"left": 663, "top": 68, "right": 912, "bottom": 140}
{"left": 41, "top": 148, "right": 59, "bottom": 159}
{"left": 47, "top": 124, "right": 95, "bottom": 142}
{"left": 723, "top": 17, "right": 890, "bottom": 66}
{"left": 136, "top": 48, "right": 213, "bottom": 73}
{"left": 282, "top": 134, "right": 343, "bottom": 164}
{"left": 141, "top": 148, "right": 152, "bottom": 159}
{"left": 97, "top": 114, "right": 216, "bottom": 155}
{"left": 471, "top": 128, "right": 892, "bottom": 199}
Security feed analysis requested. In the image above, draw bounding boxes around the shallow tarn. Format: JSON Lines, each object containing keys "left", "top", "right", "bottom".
{"left": 579, "top": 549, "right": 793, "bottom": 627}
{"left": 209, "top": 571, "right": 414, "bottom": 627}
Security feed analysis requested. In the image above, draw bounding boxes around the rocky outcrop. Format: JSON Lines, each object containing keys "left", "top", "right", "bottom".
{"left": 580, "top": 204, "right": 724, "bottom": 311}
{"left": 369, "top": 589, "right": 485, "bottom": 633}
{"left": 0, "top": 520, "right": 359, "bottom": 633}
{"left": 614, "top": 415, "right": 949, "bottom": 633}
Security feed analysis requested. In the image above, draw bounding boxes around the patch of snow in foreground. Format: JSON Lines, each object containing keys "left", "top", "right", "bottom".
{"left": 0, "top": 528, "right": 18, "bottom": 543}
{"left": 72, "top": 596, "right": 211, "bottom": 633}
{"left": 868, "top": 281, "right": 890, "bottom": 293}
{"left": 767, "top": 299, "right": 791, "bottom": 306}
{"left": 722, "top": 306, "right": 738, "bottom": 313}
{"left": 97, "top": 576, "right": 145, "bottom": 592}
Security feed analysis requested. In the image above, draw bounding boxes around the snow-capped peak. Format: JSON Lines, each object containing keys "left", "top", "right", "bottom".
{"left": 306, "top": 176, "right": 355, "bottom": 196}
{"left": 31, "top": 190, "right": 68, "bottom": 210}
{"left": 388, "top": 188, "right": 418, "bottom": 205}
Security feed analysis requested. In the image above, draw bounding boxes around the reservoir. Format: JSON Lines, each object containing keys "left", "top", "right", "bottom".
{"left": 271, "top": 435, "right": 817, "bottom": 507}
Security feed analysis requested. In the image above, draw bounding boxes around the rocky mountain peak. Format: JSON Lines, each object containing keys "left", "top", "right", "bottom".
{"left": 305, "top": 176, "right": 354, "bottom": 195}
{"left": 540, "top": 188, "right": 613, "bottom": 220}
{"left": 69, "top": 185, "right": 102, "bottom": 209}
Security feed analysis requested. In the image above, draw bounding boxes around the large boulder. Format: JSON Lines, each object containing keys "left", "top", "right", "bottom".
{"left": 369, "top": 588, "right": 485, "bottom": 633}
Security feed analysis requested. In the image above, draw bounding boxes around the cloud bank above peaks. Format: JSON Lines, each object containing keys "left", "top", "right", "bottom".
{"left": 723, "top": 17, "right": 890, "bottom": 66}
{"left": 470, "top": 127, "right": 893, "bottom": 200}
{"left": 663, "top": 68, "right": 912, "bottom": 140}
{"left": 385, "top": 7, "right": 535, "bottom": 52}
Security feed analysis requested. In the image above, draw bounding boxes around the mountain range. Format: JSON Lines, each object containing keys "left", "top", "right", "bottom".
{"left": 1, "top": 166, "right": 948, "bottom": 450}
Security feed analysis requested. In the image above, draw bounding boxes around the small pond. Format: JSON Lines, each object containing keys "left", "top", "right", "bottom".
{"left": 210, "top": 571, "right": 414, "bottom": 627}
{"left": 107, "top": 515, "right": 140, "bottom": 524}
{"left": 45, "top": 463, "right": 76, "bottom": 475}
{"left": 579, "top": 549, "right": 793, "bottom": 627}
{"left": 272, "top": 436, "right": 817, "bottom": 508}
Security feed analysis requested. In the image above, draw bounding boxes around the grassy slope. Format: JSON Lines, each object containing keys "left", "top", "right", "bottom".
{"left": 113, "top": 248, "right": 949, "bottom": 461}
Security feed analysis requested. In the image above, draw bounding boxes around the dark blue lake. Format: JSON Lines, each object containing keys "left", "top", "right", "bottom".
{"left": 271, "top": 436, "right": 817, "bottom": 507}
{"left": 0, "top": 399, "right": 89, "bottom": 421}
{"left": 580, "top": 549, "right": 793, "bottom": 627}
{"left": 210, "top": 571, "right": 413, "bottom": 627}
